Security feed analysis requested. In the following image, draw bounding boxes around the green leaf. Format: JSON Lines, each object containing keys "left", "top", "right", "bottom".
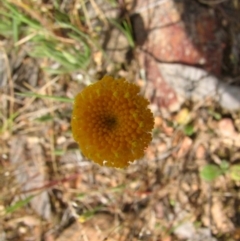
{"left": 230, "top": 165, "right": 240, "bottom": 181}
{"left": 200, "top": 164, "right": 222, "bottom": 182}
{"left": 6, "top": 195, "right": 34, "bottom": 213}
{"left": 184, "top": 124, "right": 194, "bottom": 136}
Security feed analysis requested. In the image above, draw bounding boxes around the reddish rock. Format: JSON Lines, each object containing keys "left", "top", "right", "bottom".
{"left": 140, "top": 54, "right": 181, "bottom": 114}
{"left": 133, "top": 0, "right": 224, "bottom": 112}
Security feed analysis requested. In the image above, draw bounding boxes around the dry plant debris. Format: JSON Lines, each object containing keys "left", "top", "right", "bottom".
{"left": 0, "top": 0, "right": 240, "bottom": 241}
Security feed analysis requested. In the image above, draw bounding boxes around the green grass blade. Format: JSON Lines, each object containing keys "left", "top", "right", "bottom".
{"left": 109, "top": 18, "right": 135, "bottom": 48}
{"left": 3, "top": 1, "right": 41, "bottom": 30}
{"left": 16, "top": 92, "right": 73, "bottom": 103}
{"left": 6, "top": 195, "right": 34, "bottom": 214}
{"left": 13, "top": 15, "right": 19, "bottom": 44}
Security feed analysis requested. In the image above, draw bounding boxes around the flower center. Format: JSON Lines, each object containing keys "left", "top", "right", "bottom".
{"left": 101, "top": 115, "right": 117, "bottom": 130}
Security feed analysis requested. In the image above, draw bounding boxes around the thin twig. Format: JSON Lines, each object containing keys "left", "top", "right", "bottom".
{"left": 198, "top": 0, "right": 228, "bottom": 5}
{"left": 89, "top": 0, "right": 108, "bottom": 27}
{"left": 16, "top": 76, "right": 59, "bottom": 117}
{"left": 0, "top": 47, "right": 14, "bottom": 122}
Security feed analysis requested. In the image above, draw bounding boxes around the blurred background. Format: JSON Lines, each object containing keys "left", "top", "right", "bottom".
{"left": 0, "top": 0, "right": 240, "bottom": 240}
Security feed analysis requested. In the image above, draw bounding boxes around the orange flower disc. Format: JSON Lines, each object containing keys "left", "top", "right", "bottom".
{"left": 71, "top": 76, "right": 154, "bottom": 168}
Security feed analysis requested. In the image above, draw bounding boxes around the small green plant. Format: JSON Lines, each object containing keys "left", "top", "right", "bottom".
{"left": 208, "top": 109, "right": 222, "bottom": 120}
{"left": 183, "top": 124, "right": 195, "bottom": 136}
{"left": 200, "top": 160, "right": 240, "bottom": 182}
{"left": 230, "top": 165, "right": 240, "bottom": 181}
{"left": 200, "top": 164, "right": 223, "bottom": 182}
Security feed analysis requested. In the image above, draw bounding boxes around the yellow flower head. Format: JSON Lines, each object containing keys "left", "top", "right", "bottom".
{"left": 71, "top": 76, "right": 154, "bottom": 168}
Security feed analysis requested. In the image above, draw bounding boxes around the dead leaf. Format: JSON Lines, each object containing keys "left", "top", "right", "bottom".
{"left": 211, "top": 197, "right": 234, "bottom": 233}
{"left": 218, "top": 118, "right": 238, "bottom": 138}
{"left": 195, "top": 144, "right": 206, "bottom": 159}
{"left": 10, "top": 136, "right": 51, "bottom": 220}
{"left": 154, "top": 116, "right": 163, "bottom": 128}
{"left": 176, "top": 136, "right": 193, "bottom": 158}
